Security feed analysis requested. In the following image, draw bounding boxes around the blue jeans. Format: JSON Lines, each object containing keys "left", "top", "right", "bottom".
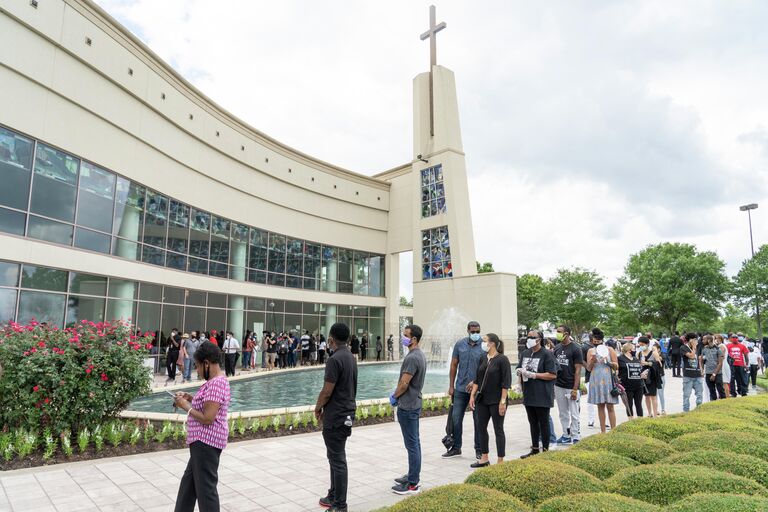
{"left": 451, "top": 390, "right": 479, "bottom": 453}
{"left": 538, "top": 414, "right": 556, "bottom": 445}
{"left": 682, "top": 376, "right": 703, "bottom": 412}
{"left": 242, "top": 351, "right": 252, "bottom": 369}
{"left": 183, "top": 358, "right": 193, "bottom": 381}
{"left": 397, "top": 407, "right": 421, "bottom": 485}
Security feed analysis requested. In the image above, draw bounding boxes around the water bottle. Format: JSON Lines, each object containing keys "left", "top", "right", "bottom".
{"left": 344, "top": 415, "right": 353, "bottom": 427}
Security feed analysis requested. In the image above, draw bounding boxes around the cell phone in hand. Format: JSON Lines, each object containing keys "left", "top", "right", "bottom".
{"left": 166, "top": 390, "right": 176, "bottom": 398}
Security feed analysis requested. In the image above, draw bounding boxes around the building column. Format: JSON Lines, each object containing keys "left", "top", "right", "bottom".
{"left": 385, "top": 253, "right": 401, "bottom": 360}
{"left": 228, "top": 240, "right": 246, "bottom": 338}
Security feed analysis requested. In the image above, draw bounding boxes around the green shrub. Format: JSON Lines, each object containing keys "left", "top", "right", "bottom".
{"left": 612, "top": 416, "right": 699, "bottom": 442}
{"left": 465, "top": 459, "right": 600, "bottom": 506}
{"left": 386, "top": 483, "right": 529, "bottom": 512}
{"left": 606, "top": 464, "right": 766, "bottom": 505}
{"left": 668, "top": 493, "right": 768, "bottom": 512}
{"left": 0, "top": 320, "right": 153, "bottom": 433}
{"left": 537, "top": 492, "right": 661, "bottom": 512}
{"left": 539, "top": 449, "right": 638, "bottom": 480}
{"left": 662, "top": 449, "right": 768, "bottom": 488}
{"left": 670, "top": 430, "right": 768, "bottom": 461}
{"left": 571, "top": 432, "right": 672, "bottom": 464}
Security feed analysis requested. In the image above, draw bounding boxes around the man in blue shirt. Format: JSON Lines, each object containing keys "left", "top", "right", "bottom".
{"left": 443, "top": 321, "right": 484, "bottom": 459}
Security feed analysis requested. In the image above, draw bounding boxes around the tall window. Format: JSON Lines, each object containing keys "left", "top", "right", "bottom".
{"left": 420, "top": 164, "right": 446, "bottom": 218}
{"left": 421, "top": 226, "right": 452, "bottom": 280}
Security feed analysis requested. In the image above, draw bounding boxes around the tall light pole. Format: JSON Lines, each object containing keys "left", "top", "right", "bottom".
{"left": 269, "top": 301, "right": 276, "bottom": 334}
{"left": 739, "top": 203, "right": 761, "bottom": 341}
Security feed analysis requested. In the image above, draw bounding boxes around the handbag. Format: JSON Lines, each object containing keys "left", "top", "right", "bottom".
{"left": 609, "top": 370, "right": 621, "bottom": 397}
{"left": 474, "top": 358, "right": 491, "bottom": 404}
{"left": 442, "top": 403, "right": 455, "bottom": 450}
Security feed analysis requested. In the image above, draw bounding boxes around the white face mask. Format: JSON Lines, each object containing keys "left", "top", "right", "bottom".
{"left": 526, "top": 338, "right": 537, "bottom": 349}
{"left": 481, "top": 342, "right": 490, "bottom": 353}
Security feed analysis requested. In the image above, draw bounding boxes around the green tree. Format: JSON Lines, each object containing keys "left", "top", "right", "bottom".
{"left": 733, "top": 244, "right": 768, "bottom": 336}
{"left": 476, "top": 261, "right": 495, "bottom": 273}
{"left": 516, "top": 273, "right": 545, "bottom": 332}
{"left": 711, "top": 303, "right": 754, "bottom": 336}
{"left": 541, "top": 267, "right": 609, "bottom": 336}
{"left": 399, "top": 296, "right": 413, "bottom": 307}
{"left": 614, "top": 243, "right": 729, "bottom": 333}
{"left": 603, "top": 299, "right": 642, "bottom": 337}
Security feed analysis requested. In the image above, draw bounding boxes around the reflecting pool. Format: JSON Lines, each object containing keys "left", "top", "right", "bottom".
{"left": 128, "top": 363, "right": 449, "bottom": 413}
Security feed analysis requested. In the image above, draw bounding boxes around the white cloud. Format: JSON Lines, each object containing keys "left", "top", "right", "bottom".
{"left": 95, "top": 0, "right": 768, "bottom": 296}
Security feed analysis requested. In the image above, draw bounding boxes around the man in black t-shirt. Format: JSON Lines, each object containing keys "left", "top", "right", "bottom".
{"left": 680, "top": 333, "right": 704, "bottom": 412}
{"left": 669, "top": 332, "right": 683, "bottom": 377}
{"left": 315, "top": 323, "right": 357, "bottom": 512}
{"left": 552, "top": 325, "right": 583, "bottom": 444}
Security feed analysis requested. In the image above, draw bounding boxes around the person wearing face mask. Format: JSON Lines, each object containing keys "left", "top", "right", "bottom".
{"left": 172, "top": 342, "right": 230, "bottom": 512}
{"left": 701, "top": 334, "right": 725, "bottom": 400}
{"left": 222, "top": 331, "right": 240, "bottom": 377}
{"left": 618, "top": 342, "right": 643, "bottom": 418}
{"left": 469, "top": 333, "right": 511, "bottom": 467}
{"left": 553, "top": 325, "right": 583, "bottom": 444}
{"left": 637, "top": 337, "right": 662, "bottom": 417}
{"left": 680, "top": 333, "right": 704, "bottom": 412}
{"left": 726, "top": 334, "right": 750, "bottom": 397}
{"left": 582, "top": 335, "right": 597, "bottom": 428}
{"left": 391, "top": 325, "right": 427, "bottom": 495}
{"left": 586, "top": 328, "right": 619, "bottom": 433}
{"left": 444, "top": 321, "right": 484, "bottom": 459}
{"left": 517, "top": 330, "right": 557, "bottom": 458}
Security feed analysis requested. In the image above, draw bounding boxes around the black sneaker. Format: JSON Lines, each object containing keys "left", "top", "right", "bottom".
{"left": 319, "top": 495, "right": 332, "bottom": 508}
{"left": 393, "top": 474, "right": 408, "bottom": 485}
{"left": 520, "top": 448, "right": 540, "bottom": 459}
{"left": 392, "top": 482, "right": 421, "bottom": 495}
{"left": 442, "top": 447, "right": 462, "bottom": 458}
{"left": 328, "top": 507, "right": 347, "bottom": 512}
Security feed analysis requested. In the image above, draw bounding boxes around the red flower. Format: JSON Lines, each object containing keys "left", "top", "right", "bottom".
{"left": 145, "top": 343, "right": 153, "bottom": 350}
{"left": 85, "top": 368, "right": 92, "bottom": 374}
{"left": 32, "top": 385, "right": 39, "bottom": 392}
{"left": 100, "top": 373, "right": 108, "bottom": 381}
{"left": 44, "top": 397, "right": 50, "bottom": 404}
{"left": 30, "top": 347, "right": 37, "bottom": 353}
{"left": 37, "top": 341, "right": 45, "bottom": 348}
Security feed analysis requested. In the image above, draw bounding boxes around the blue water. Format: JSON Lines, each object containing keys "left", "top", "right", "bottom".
{"left": 128, "top": 363, "right": 450, "bottom": 413}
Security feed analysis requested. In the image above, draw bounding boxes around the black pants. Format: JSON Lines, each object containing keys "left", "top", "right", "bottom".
{"left": 750, "top": 365, "right": 759, "bottom": 387}
{"left": 167, "top": 350, "right": 179, "bottom": 379}
{"left": 625, "top": 387, "right": 643, "bottom": 417}
{"left": 525, "top": 405, "right": 550, "bottom": 451}
{"left": 376, "top": 350, "right": 382, "bottom": 361}
{"left": 705, "top": 373, "right": 726, "bottom": 400}
{"left": 175, "top": 441, "right": 222, "bottom": 512}
{"left": 224, "top": 353, "right": 237, "bottom": 376}
{"left": 318, "top": 350, "right": 325, "bottom": 364}
{"left": 477, "top": 402, "right": 506, "bottom": 457}
{"left": 731, "top": 365, "right": 748, "bottom": 396}
{"left": 671, "top": 353, "right": 681, "bottom": 376}
{"left": 323, "top": 426, "right": 351, "bottom": 509}
{"left": 279, "top": 353, "right": 287, "bottom": 368}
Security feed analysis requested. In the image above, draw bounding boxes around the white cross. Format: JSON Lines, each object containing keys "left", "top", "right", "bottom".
{"left": 420, "top": 5, "right": 447, "bottom": 137}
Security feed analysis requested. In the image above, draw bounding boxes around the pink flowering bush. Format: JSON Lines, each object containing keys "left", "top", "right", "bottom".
{"left": 0, "top": 320, "right": 153, "bottom": 433}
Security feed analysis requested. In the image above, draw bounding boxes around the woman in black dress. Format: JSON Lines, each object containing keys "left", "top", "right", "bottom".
{"left": 469, "top": 333, "right": 512, "bottom": 467}
{"left": 638, "top": 336, "right": 662, "bottom": 417}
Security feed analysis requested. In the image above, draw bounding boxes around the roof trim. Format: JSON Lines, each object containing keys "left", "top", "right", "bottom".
{"left": 71, "top": 0, "right": 390, "bottom": 189}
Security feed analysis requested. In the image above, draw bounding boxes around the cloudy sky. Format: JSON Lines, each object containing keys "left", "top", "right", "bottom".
{"left": 96, "top": 0, "right": 768, "bottom": 299}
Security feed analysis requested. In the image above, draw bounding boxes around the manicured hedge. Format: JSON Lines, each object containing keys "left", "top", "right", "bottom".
{"left": 662, "top": 449, "right": 768, "bottom": 488}
{"left": 571, "top": 432, "right": 672, "bottom": 464}
{"left": 539, "top": 449, "right": 638, "bottom": 480}
{"left": 386, "top": 484, "right": 529, "bottom": 512}
{"left": 670, "top": 430, "right": 768, "bottom": 462}
{"left": 612, "top": 416, "right": 699, "bottom": 442}
{"left": 536, "top": 492, "right": 661, "bottom": 512}
{"left": 465, "top": 459, "right": 600, "bottom": 506}
{"left": 606, "top": 464, "right": 766, "bottom": 505}
{"left": 668, "top": 493, "right": 768, "bottom": 512}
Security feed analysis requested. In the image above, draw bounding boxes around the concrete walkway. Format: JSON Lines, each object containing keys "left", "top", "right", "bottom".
{"left": 1, "top": 376, "right": 740, "bottom": 512}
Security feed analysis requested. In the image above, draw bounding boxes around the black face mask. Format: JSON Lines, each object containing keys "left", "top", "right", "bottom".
{"left": 203, "top": 362, "right": 210, "bottom": 381}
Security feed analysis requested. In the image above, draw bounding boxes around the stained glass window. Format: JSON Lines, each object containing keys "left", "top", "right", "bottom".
{"left": 420, "top": 164, "right": 446, "bottom": 218}
{"left": 421, "top": 226, "right": 452, "bottom": 280}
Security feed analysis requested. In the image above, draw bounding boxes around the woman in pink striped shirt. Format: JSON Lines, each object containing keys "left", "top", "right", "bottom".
{"left": 173, "top": 342, "right": 231, "bottom": 512}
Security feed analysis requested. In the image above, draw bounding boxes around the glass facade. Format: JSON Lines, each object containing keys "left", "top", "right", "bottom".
{"left": 0, "top": 125, "right": 385, "bottom": 297}
{"left": 0, "top": 258, "right": 385, "bottom": 354}
{"left": 420, "top": 164, "right": 446, "bottom": 218}
{"left": 422, "top": 226, "right": 452, "bottom": 280}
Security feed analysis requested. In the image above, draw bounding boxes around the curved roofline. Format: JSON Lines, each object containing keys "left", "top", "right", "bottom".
{"left": 74, "top": 0, "right": 389, "bottom": 188}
